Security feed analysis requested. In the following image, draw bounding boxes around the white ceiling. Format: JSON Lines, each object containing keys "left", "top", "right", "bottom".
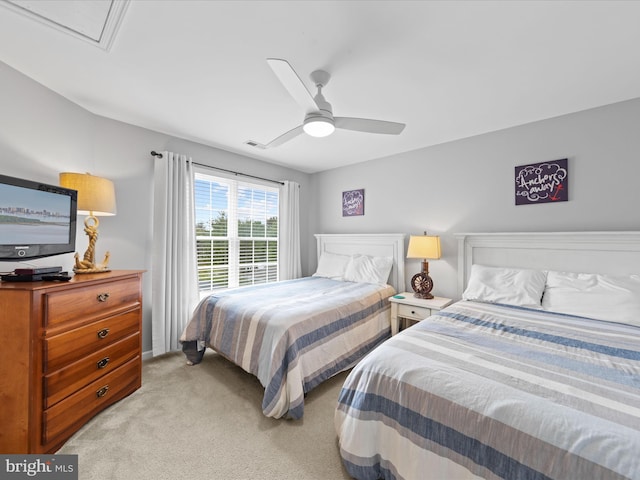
{"left": 1, "top": 0, "right": 640, "bottom": 174}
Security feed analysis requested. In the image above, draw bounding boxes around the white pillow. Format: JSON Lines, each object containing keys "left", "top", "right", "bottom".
{"left": 462, "top": 265, "right": 547, "bottom": 309}
{"left": 313, "top": 252, "right": 351, "bottom": 280}
{"left": 542, "top": 271, "right": 640, "bottom": 326}
{"left": 343, "top": 255, "right": 393, "bottom": 285}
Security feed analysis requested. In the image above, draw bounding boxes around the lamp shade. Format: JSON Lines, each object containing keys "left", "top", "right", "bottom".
{"left": 407, "top": 235, "right": 441, "bottom": 260}
{"left": 59, "top": 172, "right": 117, "bottom": 216}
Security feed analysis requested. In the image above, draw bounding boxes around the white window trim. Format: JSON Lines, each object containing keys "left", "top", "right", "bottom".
{"left": 194, "top": 167, "right": 279, "bottom": 295}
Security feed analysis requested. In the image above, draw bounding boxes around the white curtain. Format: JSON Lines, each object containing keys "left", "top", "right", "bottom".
{"left": 151, "top": 151, "right": 200, "bottom": 356}
{"left": 279, "top": 180, "right": 301, "bottom": 280}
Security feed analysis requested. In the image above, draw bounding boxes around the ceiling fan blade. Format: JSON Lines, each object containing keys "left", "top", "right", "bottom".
{"left": 264, "top": 125, "right": 305, "bottom": 148}
{"left": 334, "top": 117, "right": 406, "bottom": 135}
{"left": 267, "top": 58, "right": 318, "bottom": 112}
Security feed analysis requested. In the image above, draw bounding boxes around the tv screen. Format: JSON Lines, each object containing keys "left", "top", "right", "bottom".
{"left": 0, "top": 174, "right": 77, "bottom": 260}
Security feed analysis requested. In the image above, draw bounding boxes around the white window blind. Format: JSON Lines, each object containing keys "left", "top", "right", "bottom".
{"left": 195, "top": 171, "right": 279, "bottom": 293}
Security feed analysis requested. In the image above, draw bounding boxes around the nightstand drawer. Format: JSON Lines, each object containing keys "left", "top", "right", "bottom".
{"left": 398, "top": 304, "right": 431, "bottom": 320}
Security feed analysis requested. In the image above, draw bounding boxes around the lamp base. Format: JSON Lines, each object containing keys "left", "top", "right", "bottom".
{"left": 73, "top": 251, "right": 111, "bottom": 274}
{"left": 73, "top": 266, "right": 111, "bottom": 274}
{"left": 413, "top": 291, "right": 434, "bottom": 300}
{"left": 73, "top": 214, "right": 112, "bottom": 274}
{"left": 410, "top": 270, "right": 434, "bottom": 300}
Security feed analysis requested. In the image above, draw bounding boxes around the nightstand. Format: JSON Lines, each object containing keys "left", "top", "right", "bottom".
{"left": 389, "top": 293, "right": 453, "bottom": 335}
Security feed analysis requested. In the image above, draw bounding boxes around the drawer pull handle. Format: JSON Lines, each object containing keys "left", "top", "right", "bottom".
{"left": 96, "top": 386, "right": 109, "bottom": 398}
{"left": 97, "top": 293, "right": 110, "bottom": 302}
{"left": 411, "top": 310, "right": 416, "bottom": 314}
{"left": 97, "top": 328, "right": 110, "bottom": 339}
{"left": 97, "top": 357, "right": 110, "bottom": 369}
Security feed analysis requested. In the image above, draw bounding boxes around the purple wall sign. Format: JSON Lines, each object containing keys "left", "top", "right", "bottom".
{"left": 342, "top": 189, "right": 365, "bottom": 216}
{"left": 515, "top": 159, "right": 568, "bottom": 205}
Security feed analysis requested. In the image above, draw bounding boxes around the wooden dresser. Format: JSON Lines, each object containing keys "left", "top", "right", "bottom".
{"left": 0, "top": 270, "right": 144, "bottom": 454}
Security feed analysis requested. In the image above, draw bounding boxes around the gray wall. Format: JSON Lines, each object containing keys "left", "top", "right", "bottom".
{"left": 0, "top": 61, "right": 311, "bottom": 355}
{"left": 3, "top": 57, "right": 639, "bottom": 352}
{"left": 310, "top": 98, "right": 640, "bottom": 300}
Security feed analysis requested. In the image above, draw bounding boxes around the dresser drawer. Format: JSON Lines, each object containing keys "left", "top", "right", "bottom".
{"left": 42, "top": 356, "right": 141, "bottom": 445}
{"left": 44, "top": 333, "right": 140, "bottom": 408}
{"left": 45, "top": 276, "right": 140, "bottom": 327}
{"left": 45, "top": 309, "right": 140, "bottom": 373}
{"left": 398, "top": 303, "right": 432, "bottom": 321}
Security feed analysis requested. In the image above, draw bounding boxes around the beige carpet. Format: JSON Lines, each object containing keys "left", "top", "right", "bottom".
{"left": 57, "top": 350, "right": 353, "bottom": 480}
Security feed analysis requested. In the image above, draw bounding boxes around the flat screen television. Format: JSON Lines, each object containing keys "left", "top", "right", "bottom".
{"left": 0, "top": 174, "right": 78, "bottom": 261}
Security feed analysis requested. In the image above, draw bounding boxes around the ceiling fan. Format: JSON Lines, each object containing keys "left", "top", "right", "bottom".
{"left": 247, "top": 58, "right": 406, "bottom": 149}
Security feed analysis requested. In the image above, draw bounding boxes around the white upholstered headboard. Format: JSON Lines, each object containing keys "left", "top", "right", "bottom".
{"left": 455, "top": 231, "right": 640, "bottom": 298}
{"left": 314, "top": 233, "right": 406, "bottom": 293}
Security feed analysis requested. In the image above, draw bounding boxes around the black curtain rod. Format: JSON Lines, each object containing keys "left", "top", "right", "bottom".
{"left": 150, "top": 151, "right": 285, "bottom": 186}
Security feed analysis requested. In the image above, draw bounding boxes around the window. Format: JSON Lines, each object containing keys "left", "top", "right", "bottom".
{"left": 195, "top": 171, "right": 279, "bottom": 293}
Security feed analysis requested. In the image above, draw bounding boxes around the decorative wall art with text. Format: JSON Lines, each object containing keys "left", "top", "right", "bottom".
{"left": 342, "top": 189, "right": 365, "bottom": 216}
{"left": 515, "top": 158, "right": 568, "bottom": 205}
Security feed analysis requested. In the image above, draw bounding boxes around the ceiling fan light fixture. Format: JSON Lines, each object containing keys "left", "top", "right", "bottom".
{"left": 262, "top": 58, "right": 405, "bottom": 148}
{"left": 303, "top": 117, "right": 335, "bottom": 137}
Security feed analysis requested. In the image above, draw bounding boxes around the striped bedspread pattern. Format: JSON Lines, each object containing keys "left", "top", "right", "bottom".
{"left": 181, "top": 276, "right": 395, "bottom": 419}
{"left": 335, "top": 300, "right": 640, "bottom": 480}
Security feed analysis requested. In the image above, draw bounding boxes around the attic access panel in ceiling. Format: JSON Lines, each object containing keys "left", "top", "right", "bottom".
{"left": 1, "top": 0, "right": 129, "bottom": 50}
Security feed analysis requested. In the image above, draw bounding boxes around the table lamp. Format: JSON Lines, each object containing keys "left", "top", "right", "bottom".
{"left": 406, "top": 232, "right": 441, "bottom": 299}
{"left": 59, "top": 172, "right": 116, "bottom": 273}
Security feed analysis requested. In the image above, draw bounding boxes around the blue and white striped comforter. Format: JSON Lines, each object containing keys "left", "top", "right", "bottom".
{"left": 335, "top": 300, "right": 640, "bottom": 480}
{"left": 181, "top": 277, "right": 395, "bottom": 419}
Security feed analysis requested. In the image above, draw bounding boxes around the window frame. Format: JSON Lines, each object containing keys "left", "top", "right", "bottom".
{"left": 194, "top": 167, "right": 280, "bottom": 295}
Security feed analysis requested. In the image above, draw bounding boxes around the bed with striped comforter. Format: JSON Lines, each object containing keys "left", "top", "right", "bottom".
{"left": 335, "top": 300, "right": 640, "bottom": 480}
{"left": 181, "top": 276, "right": 395, "bottom": 419}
